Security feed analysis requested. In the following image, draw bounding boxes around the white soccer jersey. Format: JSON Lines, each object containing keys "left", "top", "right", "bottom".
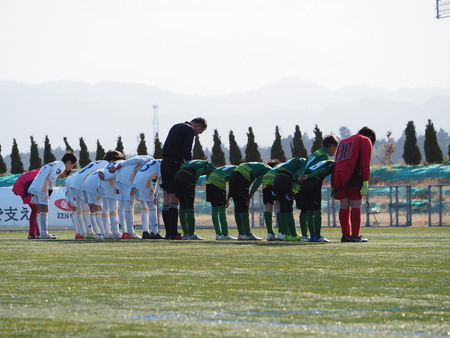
{"left": 82, "top": 160, "right": 109, "bottom": 194}
{"left": 65, "top": 174, "right": 76, "bottom": 205}
{"left": 116, "top": 155, "right": 153, "bottom": 186}
{"left": 28, "top": 161, "right": 65, "bottom": 195}
{"left": 71, "top": 161, "right": 104, "bottom": 191}
{"left": 99, "top": 160, "right": 124, "bottom": 199}
{"left": 133, "top": 159, "right": 161, "bottom": 197}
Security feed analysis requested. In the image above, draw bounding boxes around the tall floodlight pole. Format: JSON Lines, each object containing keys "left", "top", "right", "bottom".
{"left": 436, "top": 0, "right": 450, "bottom": 19}
{"left": 153, "top": 105, "right": 159, "bottom": 142}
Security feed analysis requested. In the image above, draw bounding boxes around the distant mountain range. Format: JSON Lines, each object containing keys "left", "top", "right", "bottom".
{"left": 1, "top": 77, "right": 449, "bottom": 167}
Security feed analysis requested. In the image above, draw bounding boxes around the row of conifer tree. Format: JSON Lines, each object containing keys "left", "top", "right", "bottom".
{"left": 0, "top": 119, "right": 448, "bottom": 175}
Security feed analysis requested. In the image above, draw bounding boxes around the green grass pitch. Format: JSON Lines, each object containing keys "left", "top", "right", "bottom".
{"left": 0, "top": 227, "right": 449, "bottom": 337}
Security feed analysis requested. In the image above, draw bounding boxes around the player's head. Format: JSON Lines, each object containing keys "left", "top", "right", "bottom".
{"left": 267, "top": 159, "right": 281, "bottom": 168}
{"left": 358, "top": 127, "right": 376, "bottom": 145}
{"left": 103, "top": 150, "right": 124, "bottom": 162}
{"left": 323, "top": 134, "right": 339, "bottom": 156}
{"left": 61, "top": 151, "right": 78, "bottom": 165}
{"left": 191, "top": 117, "right": 207, "bottom": 135}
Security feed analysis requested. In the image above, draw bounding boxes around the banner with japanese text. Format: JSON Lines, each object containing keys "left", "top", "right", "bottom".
{"left": 0, "top": 187, "right": 73, "bottom": 227}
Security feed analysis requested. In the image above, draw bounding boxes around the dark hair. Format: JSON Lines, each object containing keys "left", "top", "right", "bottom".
{"left": 358, "top": 127, "right": 376, "bottom": 145}
{"left": 267, "top": 159, "right": 281, "bottom": 168}
{"left": 191, "top": 117, "right": 207, "bottom": 130}
{"left": 322, "top": 134, "right": 339, "bottom": 148}
{"left": 103, "top": 149, "right": 124, "bottom": 162}
{"left": 61, "top": 151, "right": 78, "bottom": 164}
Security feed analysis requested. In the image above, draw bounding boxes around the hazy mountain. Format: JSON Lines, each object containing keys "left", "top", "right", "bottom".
{"left": 0, "top": 77, "right": 449, "bottom": 167}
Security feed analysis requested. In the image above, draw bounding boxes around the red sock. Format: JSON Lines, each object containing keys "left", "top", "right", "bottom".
{"left": 339, "top": 209, "right": 350, "bottom": 237}
{"left": 351, "top": 208, "right": 361, "bottom": 237}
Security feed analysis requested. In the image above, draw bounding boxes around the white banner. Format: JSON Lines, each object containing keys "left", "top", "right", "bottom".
{"left": 0, "top": 187, "right": 73, "bottom": 227}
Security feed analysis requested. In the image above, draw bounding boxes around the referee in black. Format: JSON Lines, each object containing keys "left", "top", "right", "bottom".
{"left": 160, "top": 118, "right": 207, "bottom": 239}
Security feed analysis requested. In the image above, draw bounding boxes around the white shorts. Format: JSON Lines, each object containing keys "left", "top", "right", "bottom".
{"left": 136, "top": 189, "right": 156, "bottom": 202}
{"left": 85, "top": 191, "right": 102, "bottom": 206}
{"left": 66, "top": 187, "right": 77, "bottom": 205}
{"left": 31, "top": 192, "right": 49, "bottom": 205}
{"left": 116, "top": 182, "right": 134, "bottom": 202}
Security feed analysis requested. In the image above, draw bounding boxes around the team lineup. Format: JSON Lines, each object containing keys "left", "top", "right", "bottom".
{"left": 14, "top": 118, "right": 376, "bottom": 243}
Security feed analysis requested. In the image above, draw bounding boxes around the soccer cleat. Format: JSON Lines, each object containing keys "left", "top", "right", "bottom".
{"left": 103, "top": 233, "right": 113, "bottom": 239}
{"left": 266, "top": 233, "right": 277, "bottom": 241}
{"left": 247, "top": 233, "right": 262, "bottom": 241}
{"left": 130, "top": 233, "right": 142, "bottom": 239}
{"left": 216, "top": 234, "right": 225, "bottom": 240}
{"left": 285, "top": 234, "right": 300, "bottom": 241}
{"left": 170, "top": 233, "right": 183, "bottom": 240}
{"left": 188, "top": 233, "right": 204, "bottom": 240}
{"left": 39, "top": 233, "right": 57, "bottom": 240}
{"left": 341, "top": 236, "right": 354, "bottom": 242}
{"left": 149, "top": 232, "right": 164, "bottom": 239}
{"left": 238, "top": 234, "right": 249, "bottom": 240}
{"left": 75, "top": 233, "right": 84, "bottom": 240}
{"left": 27, "top": 234, "right": 37, "bottom": 239}
{"left": 222, "top": 235, "right": 237, "bottom": 240}
{"left": 121, "top": 233, "right": 132, "bottom": 239}
{"left": 83, "top": 233, "right": 96, "bottom": 240}
{"left": 316, "top": 236, "right": 330, "bottom": 243}
{"left": 95, "top": 234, "right": 105, "bottom": 240}
{"left": 351, "top": 235, "right": 368, "bottom": 242}
{"left": 309, "top": 236, "right": 318, "bottom": 242}
{"left": 300, "top": 236, "right": 310, "bottom": 242}
{"left": 110, "top": 233, "right": 122, "bottom": 239}
{"left": 182, "top": 233, "right": 190, "bottom": 240}
{"left": 142, "top": 231, "right": 151, "bottom": 239}
{"left": 276, "top": 233, "right": 285, "bottom": 241}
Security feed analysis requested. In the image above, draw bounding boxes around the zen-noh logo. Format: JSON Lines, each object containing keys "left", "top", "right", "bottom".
{"left": 54, "top": 199, "right": 72, "bottom": 211}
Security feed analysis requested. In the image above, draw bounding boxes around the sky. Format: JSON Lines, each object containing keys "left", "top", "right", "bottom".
{"left": 1, "top": 0, "right": 450, "bottom": 96}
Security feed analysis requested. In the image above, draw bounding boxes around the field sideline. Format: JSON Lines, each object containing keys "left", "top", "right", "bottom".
{"left": 0, "top": 227, "right": 449, "bottom": 337}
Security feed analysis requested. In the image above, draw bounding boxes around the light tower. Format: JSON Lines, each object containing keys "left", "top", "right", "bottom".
{"left": 436, "top": 0, "right": 450, "bottom": 19}
{"left": 152, "top": 105, "right": 159, "bottom": 141}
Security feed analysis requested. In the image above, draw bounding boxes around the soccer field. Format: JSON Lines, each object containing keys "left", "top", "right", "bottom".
{"left": 0, "top": 227, "right": 449, "bottom": 337}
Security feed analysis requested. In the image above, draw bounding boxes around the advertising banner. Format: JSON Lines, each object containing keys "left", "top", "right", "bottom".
{"left": 0, "top": 187, "right": 73, "bottom": 227}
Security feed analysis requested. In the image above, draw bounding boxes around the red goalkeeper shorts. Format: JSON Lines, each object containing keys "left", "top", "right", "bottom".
{"left": 337, "top": 186, "right": 362, "bottom": 200}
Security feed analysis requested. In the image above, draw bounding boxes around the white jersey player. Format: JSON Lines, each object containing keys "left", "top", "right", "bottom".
{"left": 99, "top": 159, "right": 124, "bottom": 239}
{"left": 71, "top": 160, "right": 105, "bottom": 238}
{"left": 28, "top": 152, "right": 78, "bottom": 239}
{"left": 109, "top": 155, "right": 153, "bottom": 239}
{"left": 132, "top": 159, "right": 163, "bottom": 239}
{"left": 65, "top": 174, "right": 84, "bottom": 239}
{"left": 82, "top": 150, "right": 125, "bottom": 240}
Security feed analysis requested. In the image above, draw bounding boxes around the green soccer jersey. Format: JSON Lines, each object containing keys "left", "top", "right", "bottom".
{"left": 277, "top": 157, "right": 307, "bottom": 176}
{"left": 262, "top": 163, "right": 283, "bottom": 189}
{"left": 180, "top": 160, "right": 216, "bottom": 183}
{"left": 235, "top": 162, "right": 272, "bottom": 183}
{"left": 206, "top": 165, "right": 237, "bottom": 191}
{"left": 304, "top": 147, "right": 334, "bottom": 180}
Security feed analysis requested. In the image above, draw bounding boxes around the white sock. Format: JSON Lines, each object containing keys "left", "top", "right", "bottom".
{"left": 141, "top": 206, "right": 150, "bottom": 232}
{"left": 40, "top": 212, "right": 48, "bottom": 235}
{"left": 95, "top": 212, "right": 105, "bottom": 234}
{"left": 72, "top": 211, "right": 80, "bottom": 234}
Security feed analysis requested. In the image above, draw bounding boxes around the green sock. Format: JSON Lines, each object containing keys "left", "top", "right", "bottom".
{"left": 211, "top": 206, "right": 222, "bottom": 235}
{"left": 287, "top": 212, "right": 298, "bottom": 237}
{"left": 307, "top": 210, "right": 315, "bottom": 237}
{"left": 218, "top": 206, "right": 229, "bottom": 236}
{"left": 300, "top": 211, "right": 308, "bottom": 237}
{"left": 186, "top": 209, "right": 196, "bottom": 235}
{"left": 276, "top": 213, "right": 284, "bottom": 235}
{"left": 241, "top": 212, "right": 251, "bottom": 236}
{"left": 264, "top": 211, "right": 274, "bottom": 235}
{"left": 179, "top": 208, "right": 188, "bottom": 234}
{"left": 234, "top": 212, "right": 244, "bottom": 235}
{"left": 313, "top": 210, "right": 322, "bottom": 238}
{"left": 281, "top": 213, "right": 291, "bottom": 236}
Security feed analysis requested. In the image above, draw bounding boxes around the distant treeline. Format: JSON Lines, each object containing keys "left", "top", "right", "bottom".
{"left": 1, "top": 120, "right": 449, "bottom": 175}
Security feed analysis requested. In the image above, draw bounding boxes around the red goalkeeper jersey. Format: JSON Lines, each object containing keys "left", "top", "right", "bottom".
{"left": 331, "top": 133, "right": 372, "bottom": 189}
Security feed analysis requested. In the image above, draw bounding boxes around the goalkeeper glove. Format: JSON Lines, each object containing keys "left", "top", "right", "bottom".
{"left": 360, "top": 181, "right": 369, "bottom": 196}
